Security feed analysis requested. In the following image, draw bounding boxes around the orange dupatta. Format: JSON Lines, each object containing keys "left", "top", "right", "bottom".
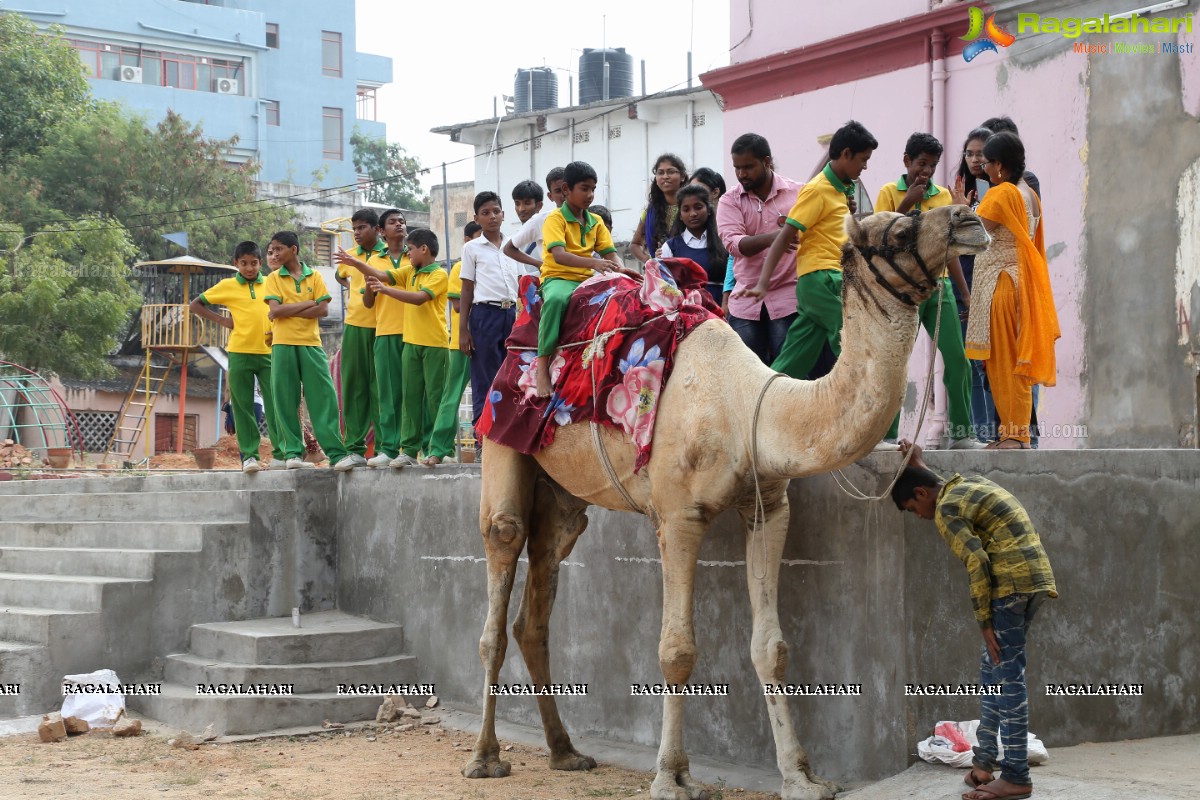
{"left": 975, "top": 183, "right": 1060, "bottom": 386}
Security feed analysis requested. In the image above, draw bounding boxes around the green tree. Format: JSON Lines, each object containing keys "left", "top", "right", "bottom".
{"left": 7, "top": 106, "right": 301, "bottom": 264}
{"left": 351, "top": 129, "right": 430, "bottom": 211}
{"left": 0, "top": 219, "right": 141, "bottom": 378}
{"left": 0, "top": 14, "right": 91, "bottom": 166}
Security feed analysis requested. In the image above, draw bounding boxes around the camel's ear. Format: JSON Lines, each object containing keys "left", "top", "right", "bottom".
{"left": 845, "top": 213, "right": 868, "bottom": 248}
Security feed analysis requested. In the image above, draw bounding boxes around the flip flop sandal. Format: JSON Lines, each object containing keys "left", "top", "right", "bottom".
{"left": 962, "top": 785, "right": 1033, "bottom": 800}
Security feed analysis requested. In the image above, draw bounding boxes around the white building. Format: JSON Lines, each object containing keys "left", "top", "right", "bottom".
{"left": 432, "top": 87, "right": 724, "bottom": 246}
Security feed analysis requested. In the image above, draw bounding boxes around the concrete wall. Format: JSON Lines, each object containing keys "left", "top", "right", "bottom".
{"left": 336, "top": 453, "right": 1200, "bottom": 784}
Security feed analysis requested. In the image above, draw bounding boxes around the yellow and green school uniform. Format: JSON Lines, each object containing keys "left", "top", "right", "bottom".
{"left": 428, "top": 260, "right": 470, "bottom": 459}
{"left": 399, "top": 263, "right": 449, "bottom": 458}
{"left": 373, "top": 249, "right": 412, "bottom": 458}
{"left": 199, "top": 272, "right": 283, "bottom": 462}
{"left": 262, "top": 263, "right": 348, "bottom": 462}
{"left": 876, "top": 177, "right": 974, "bottom": 440}
{"left": 337, "top": 241, "right": 386, "bottom": 456}
{"left": 538, "top": 205, "right": 617, "bottom": 357}
{"left": 771, "top": 164, "right": 854, "bottom": 379}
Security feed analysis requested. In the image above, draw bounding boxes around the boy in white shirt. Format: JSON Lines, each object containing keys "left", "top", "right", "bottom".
{"left": 503, "top": 166, "right": 566, "bottom": 275}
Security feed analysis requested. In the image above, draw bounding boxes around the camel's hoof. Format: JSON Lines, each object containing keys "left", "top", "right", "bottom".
{"left": 650, "top": 772, "right": 709, "bottom": 800}
{"left": 782, "top": 775, "right": 838, "bottom": 800}
{"left": 462, "top": 756, "right": 511, "bottom": 779}
{"left": 549, "top": 750, "right": 597, "bottom": 771}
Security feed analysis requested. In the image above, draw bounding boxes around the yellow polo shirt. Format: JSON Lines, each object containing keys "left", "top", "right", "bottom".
{"left": 402, "top": 264, "right": 449, "bottom": 349}
{"left": 541, "top": 205, "right": 617, "bottom": 282}
{"left": 336, "top": 240, "right": 387, "bottom": 329}
{"left": 374, "top": 250, "right": 412, "bottom": 338}
{"left": 262, "top": 262, "right": 331, "bottom": 347}
{"left": 447, "top": 260, "right": 462, "bottom": 350}
{"left": 199, "top": 273, "right": 270, "bottom": 355}
{"left": 785, "top": 164, "right": 855, "bottom": 277}
{"left": 875, "top": 175, "right": 953, "bottom": 214}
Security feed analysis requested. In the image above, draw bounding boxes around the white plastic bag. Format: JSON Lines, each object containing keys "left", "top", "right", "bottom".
{"left": 917, "top": 720, "right": 1048, "bottom": 767}
{"left": 60, "top": 669, "right": 126, "bottom": 727}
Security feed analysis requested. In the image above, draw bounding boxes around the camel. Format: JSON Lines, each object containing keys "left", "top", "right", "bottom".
{"left": 463, "top": 205, "right": 991, "bottom": 800}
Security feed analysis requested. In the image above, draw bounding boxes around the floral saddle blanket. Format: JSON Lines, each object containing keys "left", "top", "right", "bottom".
{"left": 476, "top": 258, "right": 720, "bottom": 471}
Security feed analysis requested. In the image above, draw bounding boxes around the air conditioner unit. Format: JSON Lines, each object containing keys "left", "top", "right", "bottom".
{"left": 118, "top": 65, "right": 143, "bottom": 83}
{"left": 215, "top": 78, "right": 240, "bottom": 95}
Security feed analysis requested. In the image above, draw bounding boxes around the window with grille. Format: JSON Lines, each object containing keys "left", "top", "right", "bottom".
{"left": 73, "top": 411, "right": 118, "bottom": 452}
{"left": 265, "top": 99, "right": 280, "bottom": 126}
{"left": 692, "top": 113, "right": 706, "bottom": 127}
{"left": 313, "top": 232, "right": 334, "bottom": 266}
{"left": 265, "top": 22, "right": 279, "bottom": 49}
{"left": 454, "top": 211, "right": 468, "bottom": 228}
{"left": 573, "top": 130, "right": 590, "bottom": 144}
{"left": 608, "top": 125, "right": 622, "bottom": 139}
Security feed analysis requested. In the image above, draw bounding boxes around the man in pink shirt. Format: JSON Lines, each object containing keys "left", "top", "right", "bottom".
{"left": 717, "top": 134, "right": 801, "bottom": 365}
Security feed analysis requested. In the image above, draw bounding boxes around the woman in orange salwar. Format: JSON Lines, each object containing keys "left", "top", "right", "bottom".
{"left": 964, "top": 132, "right": 1060, "bottom": 449}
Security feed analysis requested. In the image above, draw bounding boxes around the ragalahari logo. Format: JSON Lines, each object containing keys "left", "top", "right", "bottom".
{"left": 961, "top": 7, "right": 1016, "bottom": 61}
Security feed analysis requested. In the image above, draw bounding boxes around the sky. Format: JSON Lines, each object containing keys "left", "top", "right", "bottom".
{"left": 355, "top": 0, "right": 731, "bottom": 190}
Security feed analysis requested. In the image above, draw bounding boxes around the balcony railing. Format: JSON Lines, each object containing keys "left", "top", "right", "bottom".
{"left": 141, "top": 304, "right": 230, "bottom": 350}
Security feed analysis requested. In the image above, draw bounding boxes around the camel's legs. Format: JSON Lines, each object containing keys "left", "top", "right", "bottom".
{"left": 742, "top": 488, "right": 836, "bottom": 800}
{"left": 463, "top": 443, "right": 537, "bottom": 780}
{"left": 512, "top": 478, "right": 594, "bottom": 770}
{"left": 650, "top": 514, "right": 710, "bottom": 800}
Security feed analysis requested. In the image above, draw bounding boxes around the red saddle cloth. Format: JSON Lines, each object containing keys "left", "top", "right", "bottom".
{"left": 477, "top": 258, "right": 720, "bottom": 471}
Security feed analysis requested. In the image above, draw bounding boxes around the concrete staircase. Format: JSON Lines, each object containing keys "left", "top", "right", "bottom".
{"left": 134, "top": 610, "right": 418, "bottom": 735}
{"left": 0, "top": 472, "right": 338, "bottom": 720}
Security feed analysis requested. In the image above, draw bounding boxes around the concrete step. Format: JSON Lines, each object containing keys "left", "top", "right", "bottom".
{"left": 0, "top": 547, "right": 189, "bottom": 580}
{"left": 0, "top": 489, "right": 286, "bottom": 522}
{"left": 0, "top": 606, "right": 99, "bottom": 645}
{"left": 0, "top": 470, "right": 317, "bottom": 496}
{"left": 0, "top": 640, "right": 50, "bottom": 718}
{"left": 130, "top": 682, "right": 388, "bottom": 736}
{"left": 190, "top": 611, "right": 405, "bottom": 666}
{"left": 164, "top": 651, "right": 419, "bottom": 695}
{"left": 0, "top": 573, "right": 151, "bottom": 612}
{"left": 0, "top": 521, "right": 236, "bottom": 550}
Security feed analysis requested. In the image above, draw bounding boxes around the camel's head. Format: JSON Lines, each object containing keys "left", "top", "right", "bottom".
{"left": 843, "top": 205, "right": 990, "bottom": 307}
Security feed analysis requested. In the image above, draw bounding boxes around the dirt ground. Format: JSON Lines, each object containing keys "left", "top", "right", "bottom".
{"left": 0, "top": 722, "right": 780, "bottom": 800}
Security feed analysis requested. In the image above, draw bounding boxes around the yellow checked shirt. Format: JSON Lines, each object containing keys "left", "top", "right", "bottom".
{"left": 875, "top": 176, "right": 953, "bottom": 214}
{"left": 935, "top": 474, "right": 1058, "bottom": 629}
{"left": 403, "top": 264, "right": 449, "bottom": 348}
{"left": 262, "top": 263, "right": 331, "bottom": 347}
{"left": 540, "top": 205, "right": 617, "bottom": 282}
{"left": 337, "top": 241, "right": 387, "bottom": 328}
{"left": 199, "top": 273, "right": 270, "bottom": 354}
{"left": 447, "top": 260, "right": 462, "bottom": 350}
{"left": 374, "top": 251, "right": 412, "bottom": 338}
{"left": 784, "top": 164, "right": 855, "bottom": 277}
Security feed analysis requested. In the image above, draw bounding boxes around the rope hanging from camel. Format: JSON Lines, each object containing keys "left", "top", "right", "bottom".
{"left": 748, "top": 371, "right": 785, "bottom": 580}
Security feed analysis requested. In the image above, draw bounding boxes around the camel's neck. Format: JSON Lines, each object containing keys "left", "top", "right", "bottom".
{"left": 754, "top": 268, "right": 920, "bottom": 479}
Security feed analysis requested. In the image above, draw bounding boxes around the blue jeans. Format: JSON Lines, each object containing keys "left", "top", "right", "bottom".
{"left": 729, "top": 305, "right": 796, "bottom": 366}
{"left": 973, "top": 591, "right": 1047, "bottom": 786}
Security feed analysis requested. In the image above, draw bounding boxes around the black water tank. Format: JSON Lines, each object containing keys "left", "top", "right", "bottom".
{"left": 514, "top": 67, "right": 559, "bottom": 113}
{"left": 578, "top": 48, "right": 633, "bottom": 105}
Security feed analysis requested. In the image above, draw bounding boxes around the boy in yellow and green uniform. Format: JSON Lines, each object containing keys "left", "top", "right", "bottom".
{"left": 534, "top": 160, "right": 637, "bottom": 397}
{"left": 426, "top": 221, "right": 482, "bottom": 465}
{"left": 336, "top": 208, "right": 411, "bottom": 466}
{"left": 334, "top": 208, "right": 388, "bottom": 462}
{"left": 876, "top": 133, "right": 981, "bottom": 449}
{"left": 188, "top": 241, "right": 284, "bottom": 473}
{"left": 740, "top": 120, "right": 877, "bottom": 381}
{"left": 263, "top": 231, "right": 354, "bottom": 471}
{"left": 366, "top": 228, "right": 447, "bottom": 466}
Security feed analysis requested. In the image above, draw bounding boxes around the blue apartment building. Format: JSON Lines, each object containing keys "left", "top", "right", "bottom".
{"left": 6, "top": 0, "right": 392, "bottom": 189}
